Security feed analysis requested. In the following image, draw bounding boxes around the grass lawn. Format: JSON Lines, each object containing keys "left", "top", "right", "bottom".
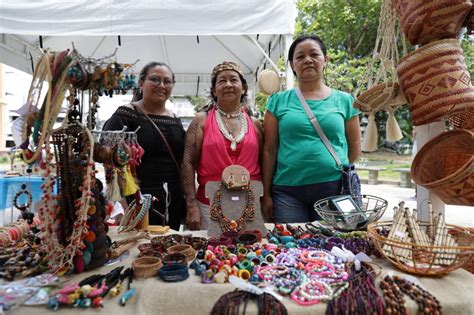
{"left": 357, "top": 151, "right": 413, "bottom": 181}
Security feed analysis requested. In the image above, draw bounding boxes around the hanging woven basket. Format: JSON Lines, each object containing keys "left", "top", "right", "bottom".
{"left": 392, "top": 0, "right": 472, "bottom": 45}
{"left": 354, "top": 82, "right": 406, "bottom": 114}
{"left": 449, "top": 110, "right": 474, "bottom": 130}
{"left": 397, "top": 39, "right": 474, "bottom": 126}
{"left": 411, "top": 129, "right": 474, "bottom": 206}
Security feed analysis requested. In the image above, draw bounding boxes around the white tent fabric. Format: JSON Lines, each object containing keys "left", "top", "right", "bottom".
{"left": 0, "top": 0, "right": 296, "bottom": 97}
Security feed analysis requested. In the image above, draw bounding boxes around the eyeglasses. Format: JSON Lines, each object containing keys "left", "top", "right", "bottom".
{"left": 146, "top": 77, "right": 175, "bottom": 88}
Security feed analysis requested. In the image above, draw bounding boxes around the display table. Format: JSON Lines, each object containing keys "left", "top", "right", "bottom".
{"left": 9, "top": 226, "right": 474, "bottom": 314}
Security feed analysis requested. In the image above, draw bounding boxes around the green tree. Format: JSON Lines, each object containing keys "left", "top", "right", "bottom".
{"left": 185, "top": 95, "right": 210, "bottom": 112}
{"left": 296, "top": 0, "right": 381, "bottom": 57}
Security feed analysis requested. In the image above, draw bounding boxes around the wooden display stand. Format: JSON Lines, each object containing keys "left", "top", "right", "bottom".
{"left": 206, "top": 180, "right": 266, "bottom": 237}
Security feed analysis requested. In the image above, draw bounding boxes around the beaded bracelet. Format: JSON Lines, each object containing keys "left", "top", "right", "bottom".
{"left": 13, "top": 184, "right": 33, "bottom": 211}
{"left": 132, "top": 256, "right": 163, "bottom": 279}
{"left": 158, "top": 264, "right": 189, "bottom": 282}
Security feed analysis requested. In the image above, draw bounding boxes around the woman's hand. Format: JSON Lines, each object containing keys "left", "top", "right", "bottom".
{"left": 186, "top": 203, "right": 201, "bottom": 230}
{"left": 261, "top": 195, "right": 274, "bottom": 222}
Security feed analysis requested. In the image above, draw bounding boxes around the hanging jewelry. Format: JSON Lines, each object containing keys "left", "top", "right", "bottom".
{"left": 215, "top": 109, "right": 248, "bottom": 151}
{"left": 210, "top": 184, "right": 255, "bottom": 233}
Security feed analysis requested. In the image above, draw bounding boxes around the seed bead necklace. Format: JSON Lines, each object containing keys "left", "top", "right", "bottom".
{"left": 210, "top": 184, "right": 255, "bottom": 233}
{"left": 215, "top": 108, "right": 248, "bottom": 151}
{"left": 216, "top": 106, "right": 241, "bottom": 118}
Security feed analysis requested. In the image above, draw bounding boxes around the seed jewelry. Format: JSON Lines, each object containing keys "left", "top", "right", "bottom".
{"left": 216, "top": 106, "right": 242, "bottom": 118}
{"left": 210, "top": 184, "right": 255, "bottom": 233}
{"left": 118, "top": 194, "right": 154, "bottom": 233}
{"left": 38, "top": 122, "right": 95, "bottom": 274}
{"left": 13, "top": 184, "right": 33, "bottom": 212}
{"left": 215, "top": 108, "right": 248, "bottom": 151}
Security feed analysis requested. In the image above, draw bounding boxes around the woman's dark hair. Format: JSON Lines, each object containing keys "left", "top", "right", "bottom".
{"left": 132, "top": 61, "right": 175, "bottom": 101}
{"left": 288, "top": 35, "right": 327, "bottom": 76}
{"left": 210, "top": 72, "right": 248, "bottom": 103}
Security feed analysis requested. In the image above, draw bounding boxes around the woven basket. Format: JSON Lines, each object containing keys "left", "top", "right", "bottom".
{"left": 411, "top": 129, "right": 474, "bottom": 206}
{"left": 397, "top": 39, "right": 474, "bottom": 126}
{"left": 354, "top": 82, "right": 405, "bottom": 113}
{"left": 392, "top": 0, "right": 472, "bottom": 45}
{"left": 449, "top": 109, "right": 474, "bottom": 130}
{"left": 368, "top": 221, "right": 474, "bottom": 276}
{"left": 450, "top": 226, "right": 474, "bottom": 273}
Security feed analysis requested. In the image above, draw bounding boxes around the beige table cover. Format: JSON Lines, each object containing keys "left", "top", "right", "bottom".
{"left": 10, "top": 226, "right": 474, "bottom": 315}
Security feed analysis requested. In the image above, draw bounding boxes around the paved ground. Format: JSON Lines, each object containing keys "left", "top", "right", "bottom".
{"left": 361, "top": 184, "right": 473, "bottom": 227}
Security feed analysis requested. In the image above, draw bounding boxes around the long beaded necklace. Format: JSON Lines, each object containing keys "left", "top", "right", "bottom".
{"left": 38, "top": 122, "right": 95, "bottom": 274}
{"left": 215, "top": 108, "right": 248, "bottom": 151}
{"left": 379, "top": 275, "right": 442, "bottom": 315}
{"left": 210, "top": 184, "right": 255, "bottom": 233}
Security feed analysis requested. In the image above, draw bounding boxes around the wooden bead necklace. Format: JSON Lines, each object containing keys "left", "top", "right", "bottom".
{"left": 380, "top": 275, "right": 442, "bottom": 315}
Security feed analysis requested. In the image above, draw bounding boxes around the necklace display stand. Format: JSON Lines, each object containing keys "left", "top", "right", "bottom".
{"left": 206, "top": 180, "right": 266, "bottom": 237}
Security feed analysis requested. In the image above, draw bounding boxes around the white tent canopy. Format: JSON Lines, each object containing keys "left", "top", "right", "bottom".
{"left": 0, "top": 0, "right": 296, "bottom": 97}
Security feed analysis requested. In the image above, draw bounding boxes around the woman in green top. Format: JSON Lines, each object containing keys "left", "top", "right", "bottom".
{"left": 262, "top": 35, "right": 361, "bottom": 223}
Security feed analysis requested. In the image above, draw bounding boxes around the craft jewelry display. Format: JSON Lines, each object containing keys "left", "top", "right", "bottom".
{"left": 37, "top": 121, "right": 98, "bottom": 274}
{"left": 210, "top": 185, "right": 255, "bottom": 233}
{"left": 94, "top": 127, "right": 144, "bottom": 201}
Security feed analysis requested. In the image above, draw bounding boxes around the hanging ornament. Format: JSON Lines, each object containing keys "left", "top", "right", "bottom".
{"left": 362, "top": 114, "right": 378, "bottom": 152}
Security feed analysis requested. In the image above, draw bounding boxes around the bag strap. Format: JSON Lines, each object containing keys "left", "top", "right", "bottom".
{"left": 133, "top": 104, "right": 181, "bottom": 174}
{"left": 294, "top": 87, "right": 342, "bottom": 168}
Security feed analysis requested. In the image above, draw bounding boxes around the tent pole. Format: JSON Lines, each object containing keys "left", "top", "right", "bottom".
{"left": 284, "top": 34, "right": 294, "bottom": 90}
{"left": 246, "top": 35, "right": 281, "bottom": 75}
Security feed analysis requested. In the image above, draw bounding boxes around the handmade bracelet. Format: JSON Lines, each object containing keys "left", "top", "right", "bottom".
{"left": 222, "top": 231, "right": 240, "bottom": 244}
{"left": 132, "top": 256, "right": 163, "bottom": 279}
{"left": 162, "top": 253, "right": 187, "bottom": 265}
{"left": 167, "top": 244, "right": 196, "bottom": 262}
{"left": 241, "top": 230, "right": 262, "bottom": 242}
{"left": 189, "top": 237, "right": 208, "bottom": 250}
{"left": 201, "top": 269, "right": 215, "bottom": 284}
{"left": 237, "top": 233, "right": 258, "bottom": 245}
{"left": 158, "top": 264, "right": 189, "bottom": 282}
{"left": 208, "top": 236, "right": 232, "bottom": 247}
{"left": 13, "top": 184, "right": 33, "bottom": 211}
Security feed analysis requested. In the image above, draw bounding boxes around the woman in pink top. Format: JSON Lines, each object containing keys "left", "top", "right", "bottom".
{"left": 182, "top": 61, "right": 263, "bottom": 230}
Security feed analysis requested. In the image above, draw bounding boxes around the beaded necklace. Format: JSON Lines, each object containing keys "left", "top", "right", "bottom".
{"left": 38, "top": 122, "right": 95, "bottom": 274}
{"left": 216, "top": 106, "right": 242, "bottom": 118}
{"left": 215, "top": 108, "right": 248, "bottom": 151}
{"left": 209, "top": 185, "right": 255, "bottom": 233}
{"left": 380, "top": 275, "right": 441, "bottom": 315}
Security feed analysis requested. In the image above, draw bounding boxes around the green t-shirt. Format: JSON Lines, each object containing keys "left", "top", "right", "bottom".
{"left": 266, "top": 88, "right": 359, "bottom": 186}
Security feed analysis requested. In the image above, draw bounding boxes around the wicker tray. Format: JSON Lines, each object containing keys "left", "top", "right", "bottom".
{"left": 368, "top": 221, "right": 474, "bottom": 276}
{"left": 314, "top": 195, "right": 388, "bottom": 232}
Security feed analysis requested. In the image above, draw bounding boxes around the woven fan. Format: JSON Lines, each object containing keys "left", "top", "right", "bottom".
{"left": 354, "top": 0, "right": 406, "bottom": 152}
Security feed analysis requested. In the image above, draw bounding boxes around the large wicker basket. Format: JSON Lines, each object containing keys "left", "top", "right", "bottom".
{"left": 392, "top": 0, "right": 472, "bottom": 45}
{"left": 368, "top": 221, "right": 474, "bottom": 276}
{"left": 397, "top": 39, "right": 474, "bottom": 126}
{"left": 411, "top": 129, "right": 474, "bottom": 206}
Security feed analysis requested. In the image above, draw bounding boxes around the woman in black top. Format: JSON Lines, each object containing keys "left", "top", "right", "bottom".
{"left": 103, "top": 61, "right": 186, "bottom": 230}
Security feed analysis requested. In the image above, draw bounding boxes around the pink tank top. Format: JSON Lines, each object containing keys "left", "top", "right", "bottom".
{"left": 196, "top": 107, "right": 261, "bottom": 204}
